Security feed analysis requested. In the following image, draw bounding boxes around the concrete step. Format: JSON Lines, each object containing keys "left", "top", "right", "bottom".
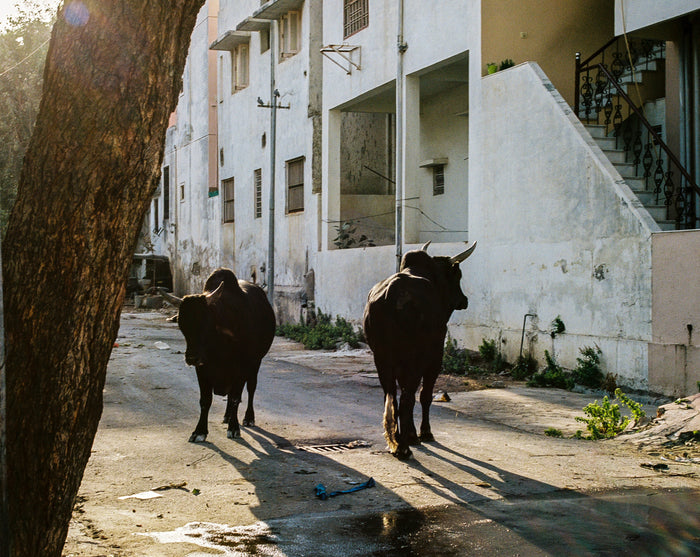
{"left": 657, "top": 220, "right": 676, "bottom": 231}
{"left": 643, "top": 204, "right": 668, "bottom": 222}
{"left": 601, "top": 149, "right": 628, "bottom": 164}
{"left": 629, "top": 188, "right": 656, "bottom": 206}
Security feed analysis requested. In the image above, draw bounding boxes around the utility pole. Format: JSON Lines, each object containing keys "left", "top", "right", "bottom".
{"left": 257, "top": 20, "right": 289, "bottom": 305}
{"left": 395, "top": 0, "right": 407, "bottom": 272}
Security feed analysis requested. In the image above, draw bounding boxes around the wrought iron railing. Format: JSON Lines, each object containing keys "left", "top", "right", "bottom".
{"left": 575, "top": 37, "right": 699, "bottom": 229}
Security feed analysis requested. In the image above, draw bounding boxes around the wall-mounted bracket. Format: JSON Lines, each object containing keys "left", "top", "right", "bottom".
{"left": 320, "top": 44, "right": 361, "bottom": 75}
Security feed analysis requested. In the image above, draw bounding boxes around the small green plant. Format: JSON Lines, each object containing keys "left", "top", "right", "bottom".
{"left": 498, "top": 58, "right": 514, "bottom": 70}
{"left": 442, "top": 335, "right": 470, "bottom": 375}
{"left": 527, "top": 350, "right": 574, "bottom": 390}
{"left": 550, "top": 316, "right": 566, "bottom": 338}
{"left": 333, "top": 220, "right": 375, "bottom": 249}
{"left": 276, "top": 310, "right": 363, "bottom": 350}
{"left": 697, "top": 381, "right": 700, "bottom": 393}
{"left": 572, "top": 345, "right": 604, "bottom": 388}
{"left": 575, "top": 388, "right": 646, "bottom": 439}
{"left": 486, "top": 62, "right": 498, "bottom": 74}
{"left": 511, "top": 353, "right": 538, "bottom": 380}
{"left": 478, "top": 338, "right": 497, "bottom": 362}
{"left": 544, "top": 428, "right": 563, "bottom": 438}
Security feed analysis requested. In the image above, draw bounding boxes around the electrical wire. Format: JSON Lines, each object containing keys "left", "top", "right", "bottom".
{"left": 0, "top": 36, "right": 50, "bottom": 78}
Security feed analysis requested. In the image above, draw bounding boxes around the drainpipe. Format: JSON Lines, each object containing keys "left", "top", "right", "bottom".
{"left": 395, "top": 0, "right": 407, "bottom": 272}
{"left": 267, "top": 21, "right": 277, "bottom": 304}
{"left": 0, "top": 242, "right": 8, "bottom": 557}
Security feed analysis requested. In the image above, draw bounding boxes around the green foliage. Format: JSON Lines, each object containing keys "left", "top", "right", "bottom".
{"left": 276, "top": 310, "right": 363, "bottom": 350}
{"left": 572, "top": 345, "right": 604, "bottom": 388}
{"left": 478, "top": 338, "right": 497, "bottom": 362}
{"left": 527, "top": 350, "right": 574, "bottom": 390}
{"left": 511, "top": 353, "right": 538, "bottom": 380}
{"left": 333, "top": 220, "right": 375, "bottom": 249}
{"left": 442, "top": 335, "right": 471, "bottom": 375}
{"left": 575, "top": 388, "right": 646, "bottom": 440}
{"left": 498, "top": 58, "right": 514, "bottom": 70}
{"left": 0, "top": 1, "right": 56, "bottom": 236}
{"left": 550, "top": 316, "right": 566, "bottom": 338}
{"left": 544, "top": 428, "right": 563, "bottom": 438}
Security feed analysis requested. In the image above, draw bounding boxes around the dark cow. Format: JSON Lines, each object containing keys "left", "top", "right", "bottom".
{"left": 177, "top": 268, "right": 276, "bottom": 442}
{"left": 363, "top": 241, "right": 476, "bottom": 459}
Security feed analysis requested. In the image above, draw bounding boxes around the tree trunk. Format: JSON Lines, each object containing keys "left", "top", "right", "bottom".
{"left": 1, "top": 1, "right": 204, "bottom": 554}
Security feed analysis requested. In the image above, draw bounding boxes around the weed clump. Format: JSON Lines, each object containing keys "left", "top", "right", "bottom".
{"left": 574, "top": 388, "right": 646, "bottom": 439}
{"left": 527, "top": 350, "right": 574, "bottom": 390}
{"left": 478, "top": 338, "right": 497, "bottom": 362}
{"left": 276, "top": 310, "right": 363, "bottom": 350}
{"left": 442, "top": 335, "right": 471, "bottom": 375}
{"left": 511, "top": 353, "right": 538, "bottom": 380}
{"left": 572, "top": 345, "right": 603, "bottom": 388}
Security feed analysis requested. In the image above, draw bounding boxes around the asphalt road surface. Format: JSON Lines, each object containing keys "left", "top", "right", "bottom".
{"left": 63, "top": 310, "right": 700, "bottom": 556}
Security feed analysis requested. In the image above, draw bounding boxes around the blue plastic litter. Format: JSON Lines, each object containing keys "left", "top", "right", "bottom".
{"left": 314, "top": 477, "right": 375, "bottom": 500}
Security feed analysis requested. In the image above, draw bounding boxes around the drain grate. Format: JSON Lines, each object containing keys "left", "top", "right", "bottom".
{"left": 296, "top": 440, "right": 371, "bottom": 454}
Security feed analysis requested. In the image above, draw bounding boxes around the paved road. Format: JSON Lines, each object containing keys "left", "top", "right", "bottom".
{"left": 64, "top": 311, "right": 700, "bottom": 556}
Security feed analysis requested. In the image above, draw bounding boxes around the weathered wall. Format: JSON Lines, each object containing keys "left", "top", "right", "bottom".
{"left": 467, "top": 62, "right": 656, "bottom": 390}
{"left": 615, "top": 0, "right": 700, "bottom": 35}
{"left": 648, "top": 230, "right": 700, "bottom": 396}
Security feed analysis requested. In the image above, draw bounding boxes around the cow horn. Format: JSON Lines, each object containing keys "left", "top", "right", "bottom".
{"left": 157, "top": 287, "right": 182, "bottom": 308}
{"left": 421, "top": 241, "right": 432, "bottom": 252}
{"left": 205, "top": 281, "right": 225, "bottom": 302}
{"left": 450, "top": 241, "right": 477, "bottom": 264}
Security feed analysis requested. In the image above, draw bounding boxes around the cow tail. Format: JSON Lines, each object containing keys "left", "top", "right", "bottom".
{"left": 383, "top": 392, "right": 398, "bottom": 453}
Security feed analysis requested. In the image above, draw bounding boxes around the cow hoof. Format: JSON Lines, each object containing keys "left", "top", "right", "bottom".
{"left": 407, "top": 434, "right": 421, "bottom": 446}
{"left": 227, "top": 429, "right": 241, "bottom": 439}
{"left": 189, "top": 433, "right": 207, "bottom": 443}
{"left": 419, "top": 432, "right": 435, "bottom": 442}
{"left": 393, "top": 446, "right": 412, "bottom": 460}
{"left": 242, "top": 418, "right": 255, "bottom": 427}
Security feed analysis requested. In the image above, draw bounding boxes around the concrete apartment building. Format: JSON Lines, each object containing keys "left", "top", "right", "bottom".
{"left": 144, "top": 0, "right": 700, "bottom": 396}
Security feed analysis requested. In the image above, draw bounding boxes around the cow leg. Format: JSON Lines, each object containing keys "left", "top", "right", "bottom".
{"left": 396, "top": 379, "right": 420, "bottom": 460}
{"left": 190, "top": 369, "right": 212, "bottom": 443}
{"left": 242, "top": 370, "right": 258, "bottom": 427}
{"left": 226, "top": 378, "right": 246, "bottom": 439}
{"left": 419, "top": 374, "right": 437, "bottom": 442}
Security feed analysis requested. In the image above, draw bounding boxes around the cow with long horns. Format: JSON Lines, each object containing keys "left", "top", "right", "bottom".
{"left": 363, "top": 241, "right": 476, "bottom": 459}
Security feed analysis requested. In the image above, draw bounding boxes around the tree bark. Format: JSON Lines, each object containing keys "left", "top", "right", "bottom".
{"left": 1, "top": 1, "right": 204, "bottom": 554}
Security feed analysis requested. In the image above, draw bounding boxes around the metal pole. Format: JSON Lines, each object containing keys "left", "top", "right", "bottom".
{"left": 0, "top": 240, "right": 9, "bottom": 556}
{"left": 395, "top": 0, "right": 406, "bottom": 272}
{"left": 267, "top": 22, "right": 276, "bottom": 304}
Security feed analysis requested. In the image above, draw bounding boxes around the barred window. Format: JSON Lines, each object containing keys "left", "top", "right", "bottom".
{"left": 286, "top": 158, "right": 304, "bottom": 213}
{"left": 280, "top": 11, "right": 300, "bottom": 58}
{"left": 232, "top": 43, "right": 249, "bottom": 91}
{"left": 254, "top": 169, "right": 262, "bottom": 219}
{"left": 344, "top": 0, "right": 368, "bottom": 38}
{"left": 222, "top": 177, "right": 235, "bottom": 223}
{"left": 432, "top": 165, "right": 445, "bottom": 196}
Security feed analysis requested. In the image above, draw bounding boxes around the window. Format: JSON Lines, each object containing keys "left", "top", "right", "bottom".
{"left": 286, "top": 158, "right": 304, "bottom": 213}
{"left": 254, "top": 169, "right": 262, "bottom": 219}
{"left": 344, "top": 0, "right": 368, "bottom": 38}
{"left": 232, "top": 44, "right": 249, "bottom": 91}
{"left": 179, "top": 182, "right": 185, "bottom": 202}
{"left": 433, "top": 165, "right": 445, "bottom": 195}
{"left": 279, "top": 11, "right": 300, "bottom": 59}
{"left": 222, "top": 177, "right": 235, "bottom": 222}
{"left": 153, "top": 199, "right": 159, "bottom": 232}
{"left": 163, "top": 166, "right": 170, "bottom": 220}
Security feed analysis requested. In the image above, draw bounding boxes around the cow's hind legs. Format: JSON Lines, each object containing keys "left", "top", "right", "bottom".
{"left": 226, "top": 379, "right": 246, "bottom": 439}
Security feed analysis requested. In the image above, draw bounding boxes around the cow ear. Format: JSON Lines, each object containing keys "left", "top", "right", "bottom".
{"left": 205, "top": 281, "right": 225, "bottom": 305}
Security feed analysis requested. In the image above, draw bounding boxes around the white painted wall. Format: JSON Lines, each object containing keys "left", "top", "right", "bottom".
{"left": 615, "top": 0, "right": 700, "bottom": 35}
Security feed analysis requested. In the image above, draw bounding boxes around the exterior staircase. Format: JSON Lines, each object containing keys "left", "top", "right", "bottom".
{"left": 575, "top": 39, "right": 679, "bottom": 230}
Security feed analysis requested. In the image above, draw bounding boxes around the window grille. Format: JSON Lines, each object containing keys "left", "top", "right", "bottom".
{"left": 344, "top": 0, "right": 368, "bottom": 38}
{"left": 286, "top": 158, "right": 304, "bottom": 213}
{"left": 163, "top": 166, "right": 170, "bottom": 220}
{"left": 433, "top": 165, "right": 445, "bottom": 195}
{"left": 222, "top": 177, "right": 235, "bottom": 222}
{"left": 254, "top": 169, "right": 262, "bottom": 218}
